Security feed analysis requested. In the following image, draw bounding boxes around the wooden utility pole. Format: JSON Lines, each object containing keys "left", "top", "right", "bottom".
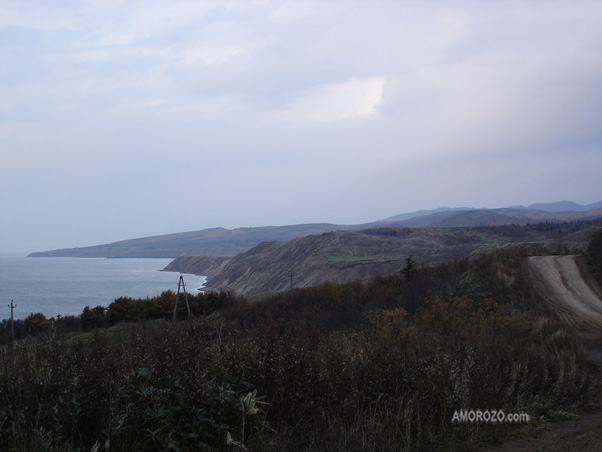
{"left": 8, "top": 300, "right": 16, "bottom": 366}
{"left": 288, "top": 271, "right": 294, "bottom": 290}
{"left": 172, "top": 275, "right": 192, "bottom": 323}
{"left": 8, "top": 300, "right": 16, "bottom": 339}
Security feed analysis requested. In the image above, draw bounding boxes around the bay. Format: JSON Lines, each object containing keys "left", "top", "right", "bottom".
{"left": 0, "top": 256, "right": 206, "bottom": 320}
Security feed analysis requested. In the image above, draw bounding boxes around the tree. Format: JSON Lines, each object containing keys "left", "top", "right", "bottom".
{"left": 400, "top": 255, "right": 416, "bottom": 281}
{"left": 24, "top": 312, "right": 48, "bottom": 334}
{"left": 81, "top": 305, "right": 107, "bottom": 331}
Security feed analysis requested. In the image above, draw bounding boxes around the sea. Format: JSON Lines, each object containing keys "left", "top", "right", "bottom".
{"left": 0, "top": 255, "right": 207, "bottom": 321}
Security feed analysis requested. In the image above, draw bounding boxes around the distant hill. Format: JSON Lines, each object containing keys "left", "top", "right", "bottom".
{"left": 378, "top": 207, "right": 475, "bottom": 222}
{"left": 388, "top": 207, "right": 602, "bottom": 228}
{"left": 29, "top": 201, "right": 602, "bottom": 258}
{"left": 28, "top": 224, "right": 351, "bottom": 258}
{"left": 527, "top": 201, "right": 602, "bottom": 212}
{"left": 377, "top": 201, "right": 602, "bottom": 222}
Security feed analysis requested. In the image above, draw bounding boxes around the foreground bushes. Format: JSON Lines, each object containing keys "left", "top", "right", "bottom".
{"left": 221, "top": 296, "right": 590, "bottom": 451}
{"left": 0, "top": 323, "right": 268, "bottom": 451}
{"left": 0, "top": 249, "right": 595, "bottom": 451}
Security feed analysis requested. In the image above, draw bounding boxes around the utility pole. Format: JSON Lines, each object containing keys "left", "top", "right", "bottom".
{"left": 288, "top": 271, "right": 294, "bottom": 291}
{"left": 8, "top": 300, "right": 16, "bottom": 339}
{"left": 172, "top": 275, "right": 192, "bottom": 323}
{"left": 8, "top": 301, "right": 16, "bottom": 367}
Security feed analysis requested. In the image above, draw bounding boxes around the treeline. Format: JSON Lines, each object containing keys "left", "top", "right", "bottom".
{"left": 585, "top": 227, "right": 602, "bottom": 286}
{"left": 1, "top": 241, "right": 600, "bottom": 451}
{"left": 0, "top": 290, "right": 234, "bottom": 344}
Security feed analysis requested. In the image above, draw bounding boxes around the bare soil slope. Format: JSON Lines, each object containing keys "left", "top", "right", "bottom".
{"left": 201, "top": 228, "right": 535, "bottom": 294}
{"left": 193, "top": 226, "right": 597, "bottom": 295}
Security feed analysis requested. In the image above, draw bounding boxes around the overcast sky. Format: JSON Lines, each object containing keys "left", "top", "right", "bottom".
{"left": 1, "top": 0, "right": 601, "bottom": 254}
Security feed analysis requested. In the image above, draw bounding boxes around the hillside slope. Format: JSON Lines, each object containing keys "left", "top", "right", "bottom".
{"left": 200, "top": 224, "right": 599, "bottom": 294}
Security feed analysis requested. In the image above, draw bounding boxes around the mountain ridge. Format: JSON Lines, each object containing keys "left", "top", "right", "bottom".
{"left": 526, "top": 200, "right": 602, "bottom": 212}
{"left": 28, "top": 201, "right": 602, "bottom": 258}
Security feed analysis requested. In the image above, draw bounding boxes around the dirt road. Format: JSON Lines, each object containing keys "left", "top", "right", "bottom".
{"left": 486, "top": 255, "right": 602, "bottom": 452}
{"left": 526, "top": 255, "right": 602, "bottom": 341}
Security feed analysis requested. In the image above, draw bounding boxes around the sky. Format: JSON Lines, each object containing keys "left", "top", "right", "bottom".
{"left": 1, "top": 0, "right": 602, "bottom": 254}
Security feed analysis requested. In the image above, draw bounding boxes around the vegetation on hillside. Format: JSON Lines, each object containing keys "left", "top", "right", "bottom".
{"left": 0, "top": 245, "right": 598, "bottom": 451}
{"left": 0, "top": 291, "right": 234, "bottom": 343}
{"left": 585, "top": 227, "right": 602, "bottom": 286}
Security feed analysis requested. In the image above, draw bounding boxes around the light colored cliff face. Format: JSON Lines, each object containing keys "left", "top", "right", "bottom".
{"left": 199, "top": 231, "right": 548, "bottom": 295}
{"left": 164, "top": 226, "right": 600, "bottom": 295}
{"left": 168, "top": 231, "right": 424, "bottom": 294}
{"left": 202, "top": 230, "right": 477, "bottom": 294}
{"left": 162, "top": 255, "right": 232, "bottom": 277}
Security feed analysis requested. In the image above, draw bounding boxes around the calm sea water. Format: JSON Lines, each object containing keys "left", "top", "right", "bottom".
{"left": 0, "top": 256, "right": 206, "bottom": 320}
